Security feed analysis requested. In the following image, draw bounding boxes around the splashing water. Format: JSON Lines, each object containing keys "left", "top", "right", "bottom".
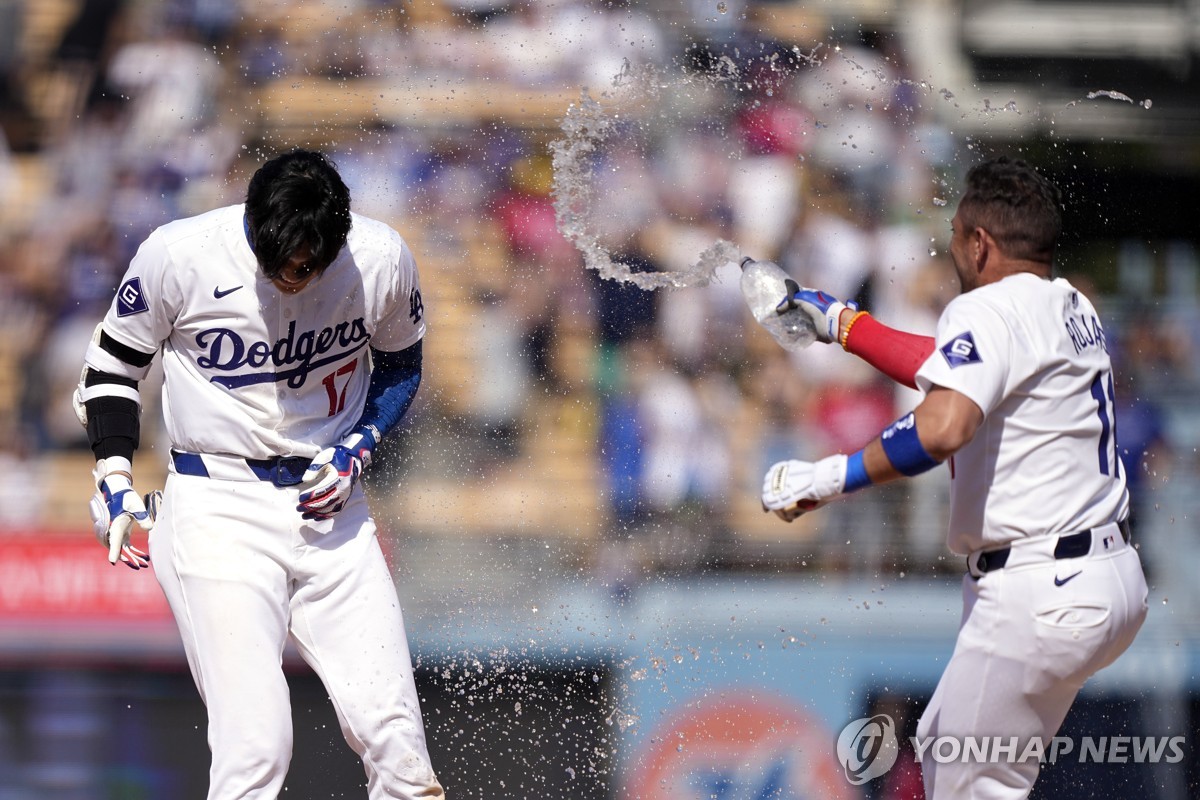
{"left": 1065, "top": 90, "right": 1154, "bottom": 109}
{"left": 549, "top": 64, "right": 741, "bottom": 290}
{"left": 551, "top": 57, "right": 1155, "bottom": 293}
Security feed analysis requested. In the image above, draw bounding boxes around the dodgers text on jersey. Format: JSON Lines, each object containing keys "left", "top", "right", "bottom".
{"left": 196, "top": 317, "right": 370, "bottom": 390}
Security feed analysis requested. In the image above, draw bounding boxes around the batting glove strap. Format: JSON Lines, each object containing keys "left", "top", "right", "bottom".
{"left": 777, "top": 289, "right": 858, "bottom": 344}
{"left": 90, "top": 458, "right": 153, "bottom": 568}
{"left": 761, "top": 455, "right": 848, "bottom": 521}
{"left": 342, "top": 429, "right": 376, "bottom": 470}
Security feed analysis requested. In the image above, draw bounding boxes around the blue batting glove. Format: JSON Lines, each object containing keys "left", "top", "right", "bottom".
{"left": 297, "top": 429, "right": 376, "bottom": 520}
{"left": 776, "top": 288, "right": 858, "bottom": 344}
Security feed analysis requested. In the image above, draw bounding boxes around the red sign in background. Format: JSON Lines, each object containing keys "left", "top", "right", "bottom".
{"left": 0, "top": 532, "right": 171, "bottom": 620}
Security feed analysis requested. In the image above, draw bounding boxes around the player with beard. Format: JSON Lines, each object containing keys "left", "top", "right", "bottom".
{"left": 758, "top": 156, "right": 1148, "bottom": 798}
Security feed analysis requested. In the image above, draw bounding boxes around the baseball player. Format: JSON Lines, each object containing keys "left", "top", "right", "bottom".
{"left": 759, "top": 157, "right": 1148, "bottom": 798}
{"left": 77, "top": 149, "right": 445, "bottom": 799}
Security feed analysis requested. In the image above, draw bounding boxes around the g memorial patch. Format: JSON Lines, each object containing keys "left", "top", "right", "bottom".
{"left": 941, "top": 331, "right": 981, "bottom": 368}
{"left": 116, "top": 278, "right": 149, "bottom": 317}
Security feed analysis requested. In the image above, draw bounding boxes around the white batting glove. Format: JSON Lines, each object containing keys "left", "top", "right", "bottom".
{"left": 776, "top": 288, "right": 858, "bottom": 344}
{"left": 89, "top": 457, "right": 157, "bottom": 569}
{"left": 761, "top": 455, "right": 848, "bottom": 522}
{"left": 297, "top": 431, "right": 375, "bottom": 521}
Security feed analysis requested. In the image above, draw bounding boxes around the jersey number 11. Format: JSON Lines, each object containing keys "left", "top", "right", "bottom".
{"left": 1090, "top": 370, "right": 1119, "bottom": 478}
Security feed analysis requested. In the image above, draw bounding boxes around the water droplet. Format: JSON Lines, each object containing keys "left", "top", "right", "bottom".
{"left": 717, "top": 1, "right": 727, "bottom": 12}
{"left": 932, "top": 197, "right": 947, "bottom": 207}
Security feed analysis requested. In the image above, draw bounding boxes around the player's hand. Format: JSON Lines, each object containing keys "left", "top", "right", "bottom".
{"left": 776, "top": 288, "right": 858, "bottom": 344}
{"left": 89, "top": 457, "right": 156, "bottom": 569}
{"left": 761, "top": 455, "right": 848, "bottom": 522}
{"left": 297, "top": 431, "right": 375, "bottom": 520}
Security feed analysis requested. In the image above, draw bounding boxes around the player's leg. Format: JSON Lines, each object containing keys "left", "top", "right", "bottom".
{"left": 1081, "top": 544, "right": 1148, "bottom": 671}
{"left": 916, "top": 573, "right": 1049, "bottom": 799}
{"left": 917, "top": 623, "right": 1053, "bottom": 797}
{"left": 287, "top": 492, "right": 444, "bottom": 800}
{"left": 918, "top": 548, "right": 1148, "bottom": 800}
{"left": 151, "top": 475, "right": 297, "bottom": 799}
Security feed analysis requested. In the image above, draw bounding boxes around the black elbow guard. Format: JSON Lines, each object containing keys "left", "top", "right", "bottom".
{"left": 85, "top": 395, "right": 141, "bottom": 461}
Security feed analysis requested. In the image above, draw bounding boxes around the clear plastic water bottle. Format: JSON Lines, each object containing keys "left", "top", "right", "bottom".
{"left": 739, "top": 257, "right": 818, "bottom": 351}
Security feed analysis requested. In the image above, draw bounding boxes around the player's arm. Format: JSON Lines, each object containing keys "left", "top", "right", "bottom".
{"left": 762, "top": 386, "right": 982, "bottom": 521}
{"left": 298, "top": 340, "right": 423, "bottom": 520}
{"left": 855, "top": 386, "right": 982, "bottom": 482}
{"left": 781, "top": 289, "right": 935, "bottom": 389}
{"left": 356, "top": 339, "right": 424, "bottom": 443}
{"left": 75, "top": 324, "right": 161, "bottom": 567}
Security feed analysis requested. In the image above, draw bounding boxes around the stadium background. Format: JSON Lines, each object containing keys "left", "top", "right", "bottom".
{"left": 0, "top": 0, "right": 1198, "bottom": 797}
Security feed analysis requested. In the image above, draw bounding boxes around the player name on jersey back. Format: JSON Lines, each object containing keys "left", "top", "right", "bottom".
{"left": 1064, "top": 307, "right": 1107, "bottom": 356}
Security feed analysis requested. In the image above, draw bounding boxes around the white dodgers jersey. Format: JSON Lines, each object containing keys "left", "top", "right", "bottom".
{"left": 915, "top": 273, "right": 1128, "bottom": 554}
{"left": 96, "top": 204, "right": 425, "bottom": 460}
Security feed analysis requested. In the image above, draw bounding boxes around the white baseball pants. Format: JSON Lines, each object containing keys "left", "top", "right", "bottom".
{"left": 150, "top": 472, "right": 445, "bottom": 800}
{"left": 917, "top": 524, "right": 1147, "bottom": 799}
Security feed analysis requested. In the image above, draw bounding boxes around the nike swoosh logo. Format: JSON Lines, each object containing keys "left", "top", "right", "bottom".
{"left": 1054, "top": 571, "right": 1083, "bottom": 587}
{"left": 214, "top": 285, "right": 243, "bottom": 298}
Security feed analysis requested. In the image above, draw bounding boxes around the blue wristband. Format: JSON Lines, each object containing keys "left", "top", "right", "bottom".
{"left": 844, "top": 450, "right": 872, "bottom": 492}
{"left": 880, "top": 412, "right": 941, "bottom": 476}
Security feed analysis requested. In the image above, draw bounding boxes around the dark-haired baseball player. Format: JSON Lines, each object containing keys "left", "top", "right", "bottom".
{"left": 78, "top": 148, "right": 444, "bottom": 798}
{"left": 759, "top": 157, "right": 1148, "bottom": 798}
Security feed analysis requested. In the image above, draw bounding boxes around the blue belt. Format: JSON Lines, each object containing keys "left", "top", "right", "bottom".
{"left": 171, "top": 450, "right": 311, "bottom": 487}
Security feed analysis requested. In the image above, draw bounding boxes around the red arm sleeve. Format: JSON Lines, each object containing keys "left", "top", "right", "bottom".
{"left": 842, "top": 314, "right": 935, "bottom": 390}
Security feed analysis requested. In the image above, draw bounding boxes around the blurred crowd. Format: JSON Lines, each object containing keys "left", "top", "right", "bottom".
{"left": 0, "top": 0, "right": 1196, "bottom": 586}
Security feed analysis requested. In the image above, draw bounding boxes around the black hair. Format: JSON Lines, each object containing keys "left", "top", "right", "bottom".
{"left": 958, "top": 156, "right": 1062, "bottom": 264}
{"left": 244, "top": 149, "right": 352, "bottom": 278}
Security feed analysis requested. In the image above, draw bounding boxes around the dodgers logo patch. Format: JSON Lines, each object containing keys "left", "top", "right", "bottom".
{"left": 116, "top": 278, "right": 149, "bottom": 317}
{"left": 941, "top": 331, "right": 981, "bottom": 367}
